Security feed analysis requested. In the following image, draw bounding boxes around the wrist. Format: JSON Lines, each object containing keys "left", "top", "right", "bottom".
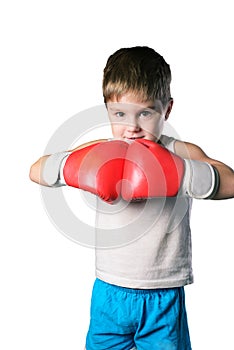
{"left": 182, "top": 159, "right": 220, "bottom": 199}
{"left": 42, "top": 151, "right": 71, "bottom": 187}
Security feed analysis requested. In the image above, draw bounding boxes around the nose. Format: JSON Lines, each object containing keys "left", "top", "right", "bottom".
{"left": 126, "top": 116, "right": 141, "bottom": 132}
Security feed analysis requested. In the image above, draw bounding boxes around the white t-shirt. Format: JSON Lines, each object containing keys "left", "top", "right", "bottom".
{"left": 95, "top": 136, "right": 194, "bottom": 289}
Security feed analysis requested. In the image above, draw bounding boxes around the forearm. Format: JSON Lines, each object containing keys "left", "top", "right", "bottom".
{"left": 29, "top": 155, "right": 50, "bottom": 186}
{"left": 211, "top": 162, "right": 234, "bottom": 200}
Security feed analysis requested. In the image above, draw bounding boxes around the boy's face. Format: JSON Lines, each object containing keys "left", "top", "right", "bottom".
{"left": 106, "top": 93, "right": 172, "bottom": 142}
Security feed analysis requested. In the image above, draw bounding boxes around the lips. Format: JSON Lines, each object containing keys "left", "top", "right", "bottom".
{"left": 126, "top": 136, "right": 145, "bottom": 140}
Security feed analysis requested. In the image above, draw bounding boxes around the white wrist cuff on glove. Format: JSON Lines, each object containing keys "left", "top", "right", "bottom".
{"left": 42, "top": 152, "right": 71, "bottom": 187}
{"left": 182, "top": 159, "right": 220, "bottom": 199}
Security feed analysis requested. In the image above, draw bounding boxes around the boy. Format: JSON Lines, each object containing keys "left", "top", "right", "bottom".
{"left": 30, "top": 46, "right": 234, "bottom": 349}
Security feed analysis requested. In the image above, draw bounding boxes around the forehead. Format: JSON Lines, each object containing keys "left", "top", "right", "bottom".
{"left": 108, "top": 92, "right": 152, "bottom": 105}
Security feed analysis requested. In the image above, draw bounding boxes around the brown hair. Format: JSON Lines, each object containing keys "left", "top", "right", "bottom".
{"left": 103, "top": 46, "right": 172, "bottom": 107}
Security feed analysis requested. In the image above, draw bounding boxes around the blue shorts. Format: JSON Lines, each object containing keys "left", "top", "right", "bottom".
{"left": 86, "top": 279, "right": 191, "bottom": 350}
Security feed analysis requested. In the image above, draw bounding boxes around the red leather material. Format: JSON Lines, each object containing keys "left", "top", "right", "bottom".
{"left": 63, "top": 139, "right": 185, "bottom": 203}
{"left": 122, "top": 139, "right": 185, "bottom": 200}
{"left": 63, "top": 141, "right": 128, "bottom": 203}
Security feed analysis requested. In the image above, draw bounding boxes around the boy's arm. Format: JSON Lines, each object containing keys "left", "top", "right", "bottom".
{"left": 29, "top": 139, "right": 107, "bottom": 186}
{"left": 175, "top": 141, "right": 234, "bottom": 199}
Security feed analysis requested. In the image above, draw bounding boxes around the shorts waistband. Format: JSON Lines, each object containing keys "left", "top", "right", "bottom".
{"left": 95, "top": 278, "right": 182, "bottom": 295}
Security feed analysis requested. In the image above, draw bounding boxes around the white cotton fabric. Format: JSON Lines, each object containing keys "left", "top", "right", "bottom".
{"left": 95, "top": 135, "right": 194, "bottom": 289}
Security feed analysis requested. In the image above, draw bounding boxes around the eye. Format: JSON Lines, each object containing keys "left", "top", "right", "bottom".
{"left": 139, "top": 110, "right": 152, "bottom": 118}
{"left": 115, "top": 111, "right": 125, "bottom": 117}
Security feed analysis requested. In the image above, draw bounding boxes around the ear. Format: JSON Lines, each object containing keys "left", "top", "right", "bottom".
{"left": 165, "top": 99, "right": 173, "bottom": 120}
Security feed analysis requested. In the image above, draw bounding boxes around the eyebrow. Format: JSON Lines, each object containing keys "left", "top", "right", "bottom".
{"left": 145, "top": 105, "right": 156, "bottom": 110}
{"left": 108, "top": 104, "right": 156, "bottom": 111}
{"left": 107, "top": 105, "right": 120, "bottom": 111}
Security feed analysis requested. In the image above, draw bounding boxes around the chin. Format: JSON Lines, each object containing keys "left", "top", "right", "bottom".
{"left": 144, "top": 136, "right": 158, "bottom": 142}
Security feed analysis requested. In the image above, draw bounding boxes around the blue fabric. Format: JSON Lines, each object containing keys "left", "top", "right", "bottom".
{"left": 86, "top": 279, "right": 191, "bottom": 350}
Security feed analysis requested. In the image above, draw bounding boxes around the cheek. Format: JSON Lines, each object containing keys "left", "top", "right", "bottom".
{"left": 156, "top": 117, "right": 164, "bottom": 136}
{"left": 142, "top": 117, "right": 165, "bottom": 138}
{"left": 111, "top": 124, "right": 124, "bottom": 137}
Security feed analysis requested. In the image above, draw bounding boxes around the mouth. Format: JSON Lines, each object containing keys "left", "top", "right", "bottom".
{"left": 126, "top": 136, "right": 145, "bottom": 140}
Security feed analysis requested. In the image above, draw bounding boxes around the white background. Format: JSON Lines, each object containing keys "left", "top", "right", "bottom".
{"left": 1, "top": 1, "right": 233, "bottom": 349}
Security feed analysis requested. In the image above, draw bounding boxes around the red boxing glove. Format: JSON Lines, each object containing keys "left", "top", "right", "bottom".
{"left": 43, "top": 138, "right": 218, "bottom": 202}
{"left": 63, "top": 141, "right": 128, "bottom": 203}
{"left": 122, "top": 139, "right": 185, "bottom": 200}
